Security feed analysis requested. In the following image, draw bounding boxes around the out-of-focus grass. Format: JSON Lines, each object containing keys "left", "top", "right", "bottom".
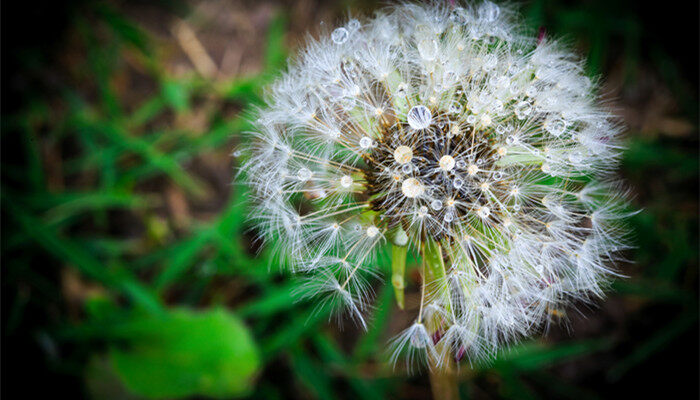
{"left": 2, "top": 1, "right": 697, "bottom": 399}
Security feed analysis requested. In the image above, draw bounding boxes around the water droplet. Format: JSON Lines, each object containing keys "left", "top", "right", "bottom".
{"left": 297, "top": 167, "right": 312, "bottom": 181}
{"left": 479, "top": 1, "right": 500, "bottom": 22}
{"left": 496, "top": 125, "right": 507, "bottom": 135}
{"left": 431, "top": 200, "right": 443, "bottom": 211}
{"left": 401, "top": 164, "right": 413, "bottom": 174}
{"left": 366, "top": 225, "right": 379, "bottom": 237}
{"left": 340, "top": 175, "right": 353, "bottom": 188}
{"left": 407, "top": 105, "right": 432, "bottom": 130}
{"left": 449, "top": 101, "right": 463, "bottom": 114}
{"left": 444, "top": 213, "right": 454, "bottom": 223}
{"left": 477, "top": 206, "right": 491, "bottom": 218}
{"left": 331, "top": 27, "right": 349, "bottom": 44}
{"left": 339, "top": 96, "right": 355, "bottom": 110}
{"left": 513, "top": 204, "right": 521, "bottom": 212}
{"left": 453, "top": 177, "right": 464, "bottom": 189}
{"left": 456, "top": 160, "right": 466, "bottom": 169}
{"left": 466, "top": 114, "right": 477, "bottom": 124}
{"left": 348, "top": 19, "right": 360, "bottom": 30}
{"left": 493, "top": 100, "right": 504, "bottom": 113}
{"left": 493, "top": 171, "right": 503, "bottom": 180}
{"left": 545, "top": 118, "right": 566, "bottom": 136}
{"left": 449, "top": 7, "right": 464, "bottom": 23}
{"left": 514, "top": 101, "right": 532, "bottom": 120}
{"left": 568, "top": 151, "right": 583, "bottom": 164}
{"left": 417, "top": 38, "right": 438, "bottom": 61}
{"left": 525, "top": 85, "right": 538, "bottom": 97}
{"left": 359, "top": 136, "right": 372, "bottom": 149}
{"left": 483, "top": 54, "right": 498, "bottom": 71}
{"left": 418, "top": 205, "right": 428, "bottom": 215}
{"left": 496, "top": 75, "right": 510, "bottom": 88}
{"left": 396, "top": 82, "right": 408, "bottom": 96}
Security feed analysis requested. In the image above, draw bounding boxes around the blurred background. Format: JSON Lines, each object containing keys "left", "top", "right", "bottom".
{"left": 2, "top": 0, "right": 698, "bottom": 399}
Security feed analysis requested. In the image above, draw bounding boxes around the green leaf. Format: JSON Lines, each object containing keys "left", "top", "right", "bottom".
{"left": 111, "top": 308, "right": 260, "bottom": 399}
{"left": 161, "top": 79, "right": 190, "bottom": 114}
{"left": 492, "top": 338, "right": 613, "bottom": 372}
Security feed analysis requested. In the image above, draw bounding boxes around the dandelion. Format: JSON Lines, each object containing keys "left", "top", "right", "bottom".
{"left": 241, "top": 0, "right": 632, "bottom": 371}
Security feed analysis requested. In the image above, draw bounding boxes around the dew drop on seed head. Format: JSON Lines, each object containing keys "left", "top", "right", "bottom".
{"left": 479, "top": 1, "right": 500, "bottom": 22}
{"left": 525, "top": 85, "right": 538, "bottom": 97}
{"left": 483, "top": 54, "right": 498, "bottom": 71}
{"left": 297, "top": 167, "right": 312, "bottom": 181}
{"left": 515, "top": 101, "right": 532, "bottom": 120}
{"left": 431, "top": 200, "right": 443, "bottom": 211}
{"left": 331, "top": 27, "right": 349, "bottom": 44}
{"left": 407, "top": 105, "right": 432, "bottom": 130}
{"left": 444, "top": 213, "right": 454, "bottom": 223}
{"left": 449, "top": 101, "right": 463, "bottom": 114}
{"left": 453, "top": 177, "right": 464, "bottom": 189}
{"left": 401, "top": 164, "right": 413, "bottom": 174}
{"left": 396, "top": 82, "right": 408, "bottom": 96}
{"left": 348, "top": 19, "right": 360, "bottom": 30}
{"left": 366, "top": 226, "right": 379, "bottom": 237}
{"left": 477, "top": 206, "right": 491, "bottom": 218}
{"left": 417, "top": 38, "right": 438, "bottom": 61}
{"left": 340, "top": 175, "right": 353, "bottom": 188}
{"left": 545, "top": 118, "right": 566, "bottom": 136}
{"left": 466, "top": 114, "right": 477, "bottom": 124}
{"left": 359, "top": 136, "right": 373, "bottom": 149}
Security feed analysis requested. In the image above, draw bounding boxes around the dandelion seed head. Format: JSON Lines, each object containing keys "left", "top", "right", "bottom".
{"left": 241, "top": 0, "right": 632, "bottom": 368}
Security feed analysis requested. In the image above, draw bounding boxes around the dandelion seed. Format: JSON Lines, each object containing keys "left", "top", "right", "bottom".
{"left": 394, "top": 146, "right": 413, "bottom": 164}
{"left": 439, "top": 155, "right": 456, "bottom": 171}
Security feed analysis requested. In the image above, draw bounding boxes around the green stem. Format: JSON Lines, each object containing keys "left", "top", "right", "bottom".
{"left": 428, "top": 360, "right": 459, "bottom": 400}
{"left": 422, "top": 238, "right": 459, "bottom": 400}
{"left": 391, "top": 244, "right": 407, "bottom": 309}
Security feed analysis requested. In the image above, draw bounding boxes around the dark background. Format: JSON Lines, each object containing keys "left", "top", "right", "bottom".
{"left": 2, "top": 1, "right": 698, "bottom": 398}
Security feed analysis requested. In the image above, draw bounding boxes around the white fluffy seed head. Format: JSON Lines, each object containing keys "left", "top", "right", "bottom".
{"left": 242, "top": 1, "right": 631, "bottom": 367}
